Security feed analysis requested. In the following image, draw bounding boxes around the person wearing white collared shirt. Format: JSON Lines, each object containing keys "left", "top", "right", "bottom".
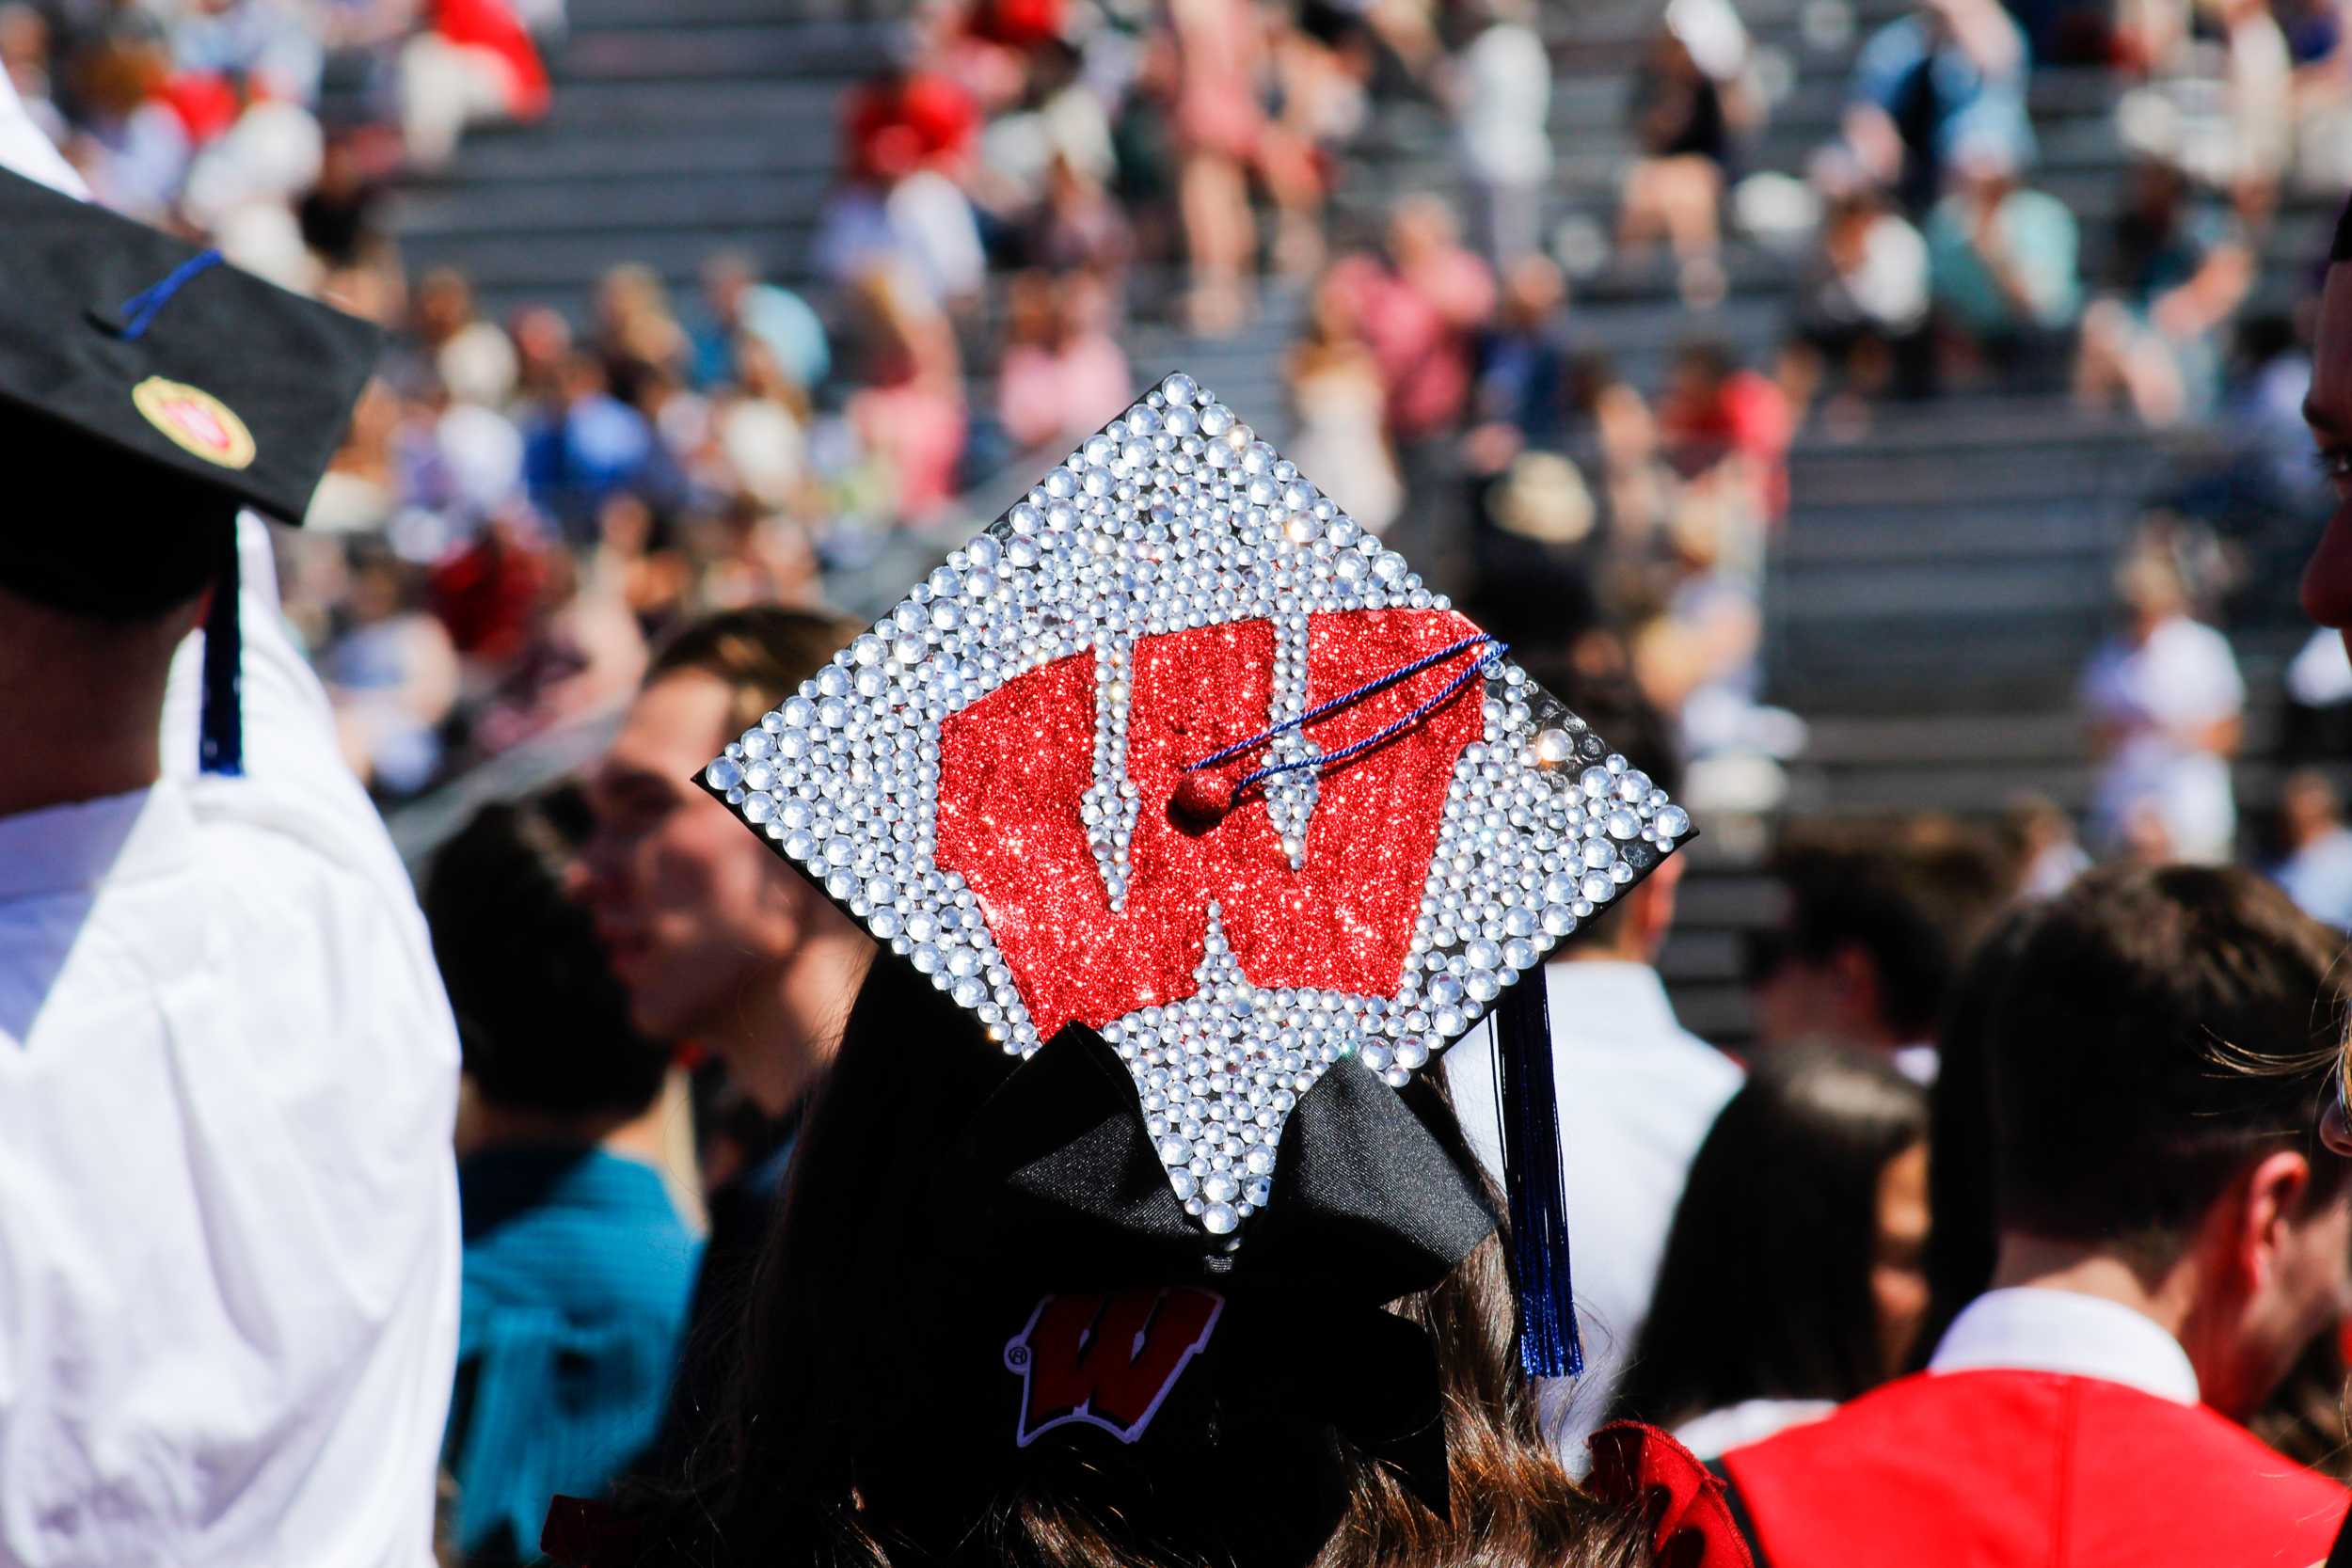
{"left": 0, "top": 515, "right": 463, "bottom": 1568}
{"left": 0, "top": 79, "right": 460, "bottom": 1567}
{"left": 1719, "top": 866, "right": 2351, "bottom": 1568}
{"left": 1447, "top": 741, "right": 1741, "bottom": 1468}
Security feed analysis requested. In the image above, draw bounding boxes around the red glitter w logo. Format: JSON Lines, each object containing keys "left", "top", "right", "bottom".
{"left": 1003, "top": 1287, "right": 1225, "bottom": 1447}
{"left": 935, "top": 609, "right": 1483, "bottom": 1037}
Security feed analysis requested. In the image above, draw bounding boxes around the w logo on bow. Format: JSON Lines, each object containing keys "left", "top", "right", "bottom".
{"left": 936, "top": 610, "right": 1489, "bottom": 1038}
{"left": 1004, "top": 1288, "right": 1225, "bottom": 1447}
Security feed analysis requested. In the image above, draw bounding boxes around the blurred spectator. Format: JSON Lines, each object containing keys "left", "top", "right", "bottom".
{"left": 2080, "top": 546, "right": 2245, "bottom": 863}
{"left": 67, "top": 29, "right": 191, "bottom": 218}
{"left": 691, "top": 252, "right": 831, "bottom": 396}
{"left": 1925, "top": 138, "right": 2081, "bottom": 386}
{"left": 576, "top": 609, "right": 875, "bottom": 1468}
{"left": 1446, "top": 684, "right": 1741, "bottom": 1465}
{"left": 843, "top": 269, "right": 967, "bottom": 522}
{"left": 2075, "top": 157, "right": 2254, "bottom": 426}
{"left": 2220, "top": 0, "right": 2295, "bottom": 230}
{"left": 524, "top": 354, "right": 663, "bottom": 542}
{"left": 326, "top": 544, "right": 463, "bottom": 799}
{"left": 2001, "top": 793, "right": 2091, "bottom": 900}
{"left": 1451, "top": 0, "right": 1550, "bottom": 266}
{"left": 298, "top": 133, "right": 391, "bottom": 273}
{"left": 1618, "top": 0, "right": 1755, "bottom": 307}
{"left": 1658, "top": 337, "right": 1791, "bottom": 521}
{"left": 423, "top": 795, "right": 699, "bottom": 1567}
{"left": 1286, "top": 265, "right": 1405, "bottom": 534}
{"left": 1465, "top": 254, "right": 1576, "bottom": 474}
{"left": 468, "top": 543, "right": 649, "bottom": 756}
{"left": 1744, "top": 819, "right": 2017, "bottom": 1083}
{"left": 1846, "top": 0, "right": 2033, "bottom": 214}
{"left": 401, "top": 0, "right": 550, "bottom": 170}
{"left": 995, "top": 268, "right": 1132, "bottom": 455}
{"left": 2269, "top": 768, "right": 2352, "bottom": 927}
{"left": 970, "top": 35, "right": 1115, "bottom": 246}
{"left": 1719, "top": 867, "right": 2352, "bottom": 1566}
{"left": 1788, "top": 161, "right": 1931, "bottom": 420}
{"left": 715, "top": 337, "right": 812, "bottom": 511}
{"left": 415, "top": 266, "right": 520, "bottom": 409}
{"left": 818, "top": 65, "right": 987, "bottom": 311}
{"left": 595, "top": 262, "right": 691, "bottom": 406}
{"left": 1328, "top": 195, "right": 1497, "bottom": 446}
{"left": 1611, "top": 1045, "right": 1931, "bottom": 1458}
{"left": 1159, "top": 0, "right": 1265, "bottom": 333}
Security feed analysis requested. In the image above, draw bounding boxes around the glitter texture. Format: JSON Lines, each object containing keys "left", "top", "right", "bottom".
{"left": 700, "top": 373, "right": 1692, "bottom": 1238}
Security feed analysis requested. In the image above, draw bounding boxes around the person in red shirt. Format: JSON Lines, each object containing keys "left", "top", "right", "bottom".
{"left": 1721, "top": 864, "right": 2352, "bottom": 1568}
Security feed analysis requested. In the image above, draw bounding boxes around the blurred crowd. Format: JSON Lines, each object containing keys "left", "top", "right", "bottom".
{"left": 8, "top": 0, "right": 2339, "bottom": 823}
{"left": 18, "top": 0, "right": 2352, "bottom": 1559}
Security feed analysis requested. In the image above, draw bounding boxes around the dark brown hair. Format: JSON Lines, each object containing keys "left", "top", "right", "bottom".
{"left": 1609, "top": 1045, "right": 1928, "bottom": 1431}
{"left": 635, "top": 963, "right": 1653, "bottom": 1568}
{"left": 1751, "top": 818, "right": 2016, "bottom": 1041}
{"left": 1985, "top": 865, "right": 2351, "bottom": 1259}
{"left": 645, "top": 605, "right": 866, "bottom": 737}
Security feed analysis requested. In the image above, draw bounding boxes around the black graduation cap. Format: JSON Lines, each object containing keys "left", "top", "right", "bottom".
{"left": 0, "top": 165, "right": 383, "bottom": 769}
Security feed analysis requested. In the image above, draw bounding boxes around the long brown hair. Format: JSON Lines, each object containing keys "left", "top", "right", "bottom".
{"left": 637, "top": 962, "right": 1653, "bottom": 1568}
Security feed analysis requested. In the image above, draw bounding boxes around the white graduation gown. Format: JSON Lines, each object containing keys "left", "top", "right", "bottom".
{"left": 0, "top": 516, "right": 461, "bottom": 1567}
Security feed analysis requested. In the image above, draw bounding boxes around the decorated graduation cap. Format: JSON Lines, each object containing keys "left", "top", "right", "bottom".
{"left": 704, "top": 372, "right": 1693, "bottom": 1403}
{"left": 0, "top": 165, "right": 383, "bottom": 771}
{"left": 704, "top": 374, "right": 1688, "bottom": 1397}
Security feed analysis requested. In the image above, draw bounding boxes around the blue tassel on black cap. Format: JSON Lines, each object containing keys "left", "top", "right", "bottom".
{"left": 198, "top": 527, "right": 242, "bottom": 776}
{"left": 1495, "top": 974, "right": 1581, "bottom": 1377}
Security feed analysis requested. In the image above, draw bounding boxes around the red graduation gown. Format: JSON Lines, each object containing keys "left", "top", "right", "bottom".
{"left": 1722, "top": 1368, "right": 2346, "bottom": 1568}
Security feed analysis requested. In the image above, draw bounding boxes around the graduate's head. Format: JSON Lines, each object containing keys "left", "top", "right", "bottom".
{"left": 0, "top": 164, "right": 377, "bottom": 800}
{"left": 1982, "top": 865, "right": 2352, "bottom": 1418}
{"left": 592, "top": 374, "right": 1707, "bottom": 1568}
{"left": 578, "top": 607, "right": 871, "bottom": 1093}
{"left": 424, "top": 790, "right": 671, "bottom": 1128}
{"left": 1743, "top": 818, "right": 2013, "bottom": 1053}
{"left": 2296, "top": 194, "right": 2352, "bottom": 657}
{"left": 645, "top": 960, "right": 1649, "bottom": 1568}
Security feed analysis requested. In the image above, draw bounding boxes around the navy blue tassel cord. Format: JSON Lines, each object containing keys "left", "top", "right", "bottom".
{"left": 1495, "top": 975, "right": 1581, "bottom": 1378}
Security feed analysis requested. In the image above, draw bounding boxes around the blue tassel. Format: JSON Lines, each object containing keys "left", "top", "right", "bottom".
{"left": 198, "top": 531, "right": 243, "bottom": 777}
{"left": 118, "top": 249, "right": 224, "bottom": 341}
{"left": 1495, "top": 974, "right": 1581, "bottom": 1378}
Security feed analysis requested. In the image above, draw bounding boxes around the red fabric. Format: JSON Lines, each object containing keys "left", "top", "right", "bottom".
{"left": 1660, "top": 371, "right": 1791, "bottom": 517}
{"left": 935, "top": 610, "right": 1485, "bottom": 1038}
{"left": 428, "top": 531, "right": 548, "bottom": 663}
{"left": 1588, "top": 1422, "right": 1756, "bottom": 1568}
{"left": 159, "top": 72, "right": 241, "bottom": 145}
{"left": 969, "top": 0, "right": 1064, "bottom": 47}
{"left": 1723, "top": 1369, "right": 2348, "bottom": 1568}
{"left": 434, "top": 0, "right": 550, "bottom": 119}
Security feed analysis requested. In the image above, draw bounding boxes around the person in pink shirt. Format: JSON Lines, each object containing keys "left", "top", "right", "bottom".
{"left": 1327, "top": 196, "right": 1498, "bottom": 446}
{"left": 994, "top": 269, "right": 1133, "bottom": 455}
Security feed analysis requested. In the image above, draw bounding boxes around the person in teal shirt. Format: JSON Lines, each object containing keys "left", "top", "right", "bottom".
{"left": 426, "top": 795, "right": 702, "bottom": 1565}
{"left": 1927, "top": 140, "right": 2081, "bottom": 380}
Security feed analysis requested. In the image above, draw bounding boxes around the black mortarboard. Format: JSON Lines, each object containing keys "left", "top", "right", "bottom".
{"left": 0, "top": 166, "right": 382, "bottom": 619}
{"left": 0, "top": 165, "right": 383, "bottom": 775}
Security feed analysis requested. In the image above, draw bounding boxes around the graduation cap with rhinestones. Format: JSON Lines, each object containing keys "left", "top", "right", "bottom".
{"left": 0, "top": 164, "right": 383, "bottom": 773}
{"left": 700, "top": 372, "right": 1692, "bottom": 1376}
